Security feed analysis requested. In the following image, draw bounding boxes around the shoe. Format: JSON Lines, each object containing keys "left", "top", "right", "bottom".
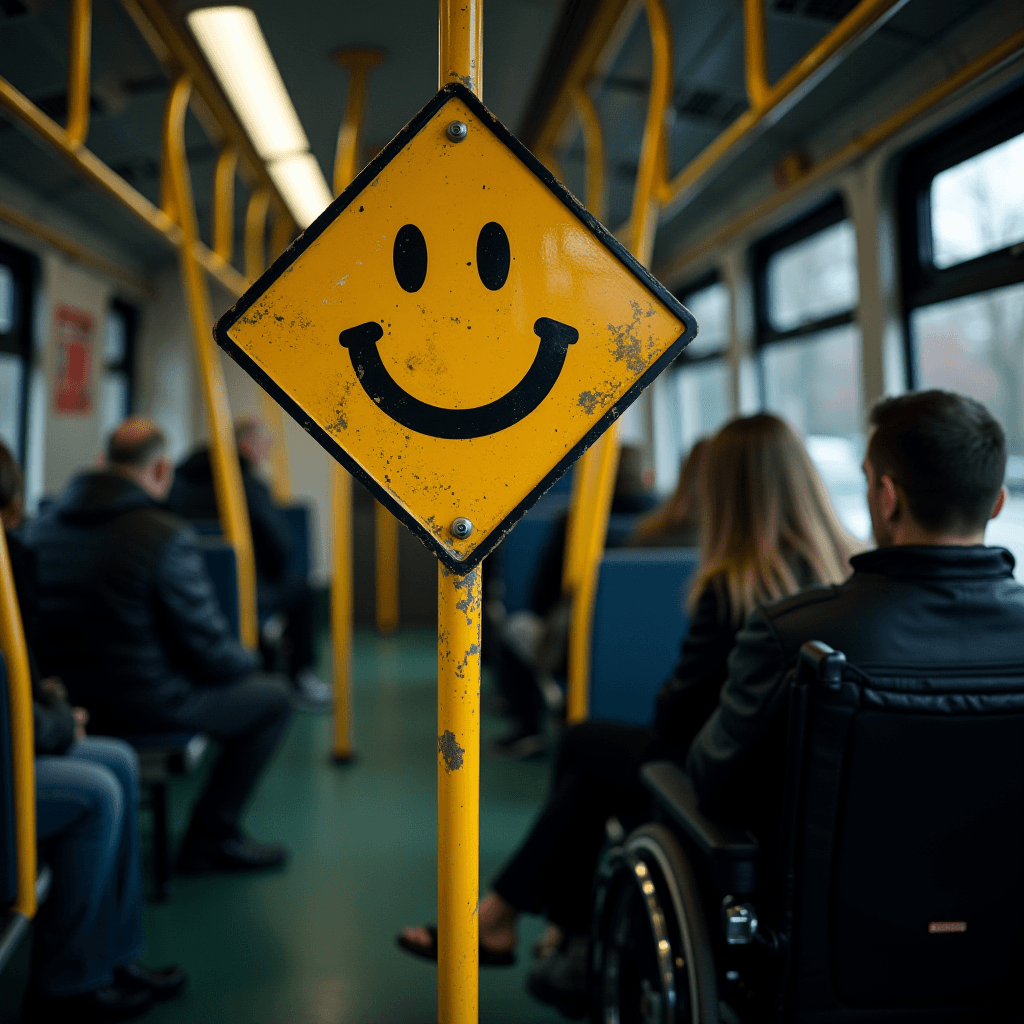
{"left": 491, "top": 728, "right": 547, "bottom": 761}
{"left": 526, "top": 935, "right": 589, "bottom": 1019}
{"left": 115, "top": 962, "right": 187, "bottom": 1001}
{"left": 178, "top": 833, "right": 289, "bottom": 873}
{"left": 292, "top": 668, "right": 332, "bottom": 711}
{"left": 24, "top": 984, "right": 153, "bottom": 1022}
{"left": 396, "top": 924, "right": 517, "bottom": 967}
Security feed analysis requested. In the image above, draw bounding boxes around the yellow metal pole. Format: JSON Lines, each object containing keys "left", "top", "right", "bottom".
{"left": 572, "top": 87, "right": 606, "bottom": 224}
{"left": 374, "top": 503, "right": 400, "bottom": 635}
{"left": 566, "top": 0, "right": 672, "bottom": 724}
{"left": 437, "top": 4, "right": 483, "bottom": 1021}
{"left": 66, "top": 0, "right": 92, "bottom": 146}
{"left": 743, "top": 0, "right": 770, "bottom": 111}
{"left": 163, "top": 76, "right": 258, "bottom": 649}
{"left": 330, "top": 48, "right": 383, "bottom": 760}
{"left": 436, "top": 567, "right": 481, "bottom": 1024}
{"left": 212, "top": 147, "right": 238, "bottom": 263}
{"left": 0, "top": 530, "right": 36, "bottom": 919}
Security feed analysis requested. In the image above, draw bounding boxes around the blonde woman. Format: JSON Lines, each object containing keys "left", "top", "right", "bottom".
{"left": 399, "top": 414, "right": 858, "bottom": 1011}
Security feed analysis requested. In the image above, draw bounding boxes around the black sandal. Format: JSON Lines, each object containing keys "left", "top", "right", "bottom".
{"left": 396, "top": 924, "right": 517, "bottom": 967}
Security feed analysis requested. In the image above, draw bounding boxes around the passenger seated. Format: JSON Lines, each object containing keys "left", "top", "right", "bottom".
{"left": 25, "top": 418, "right": 293, "bottom": 873}
{"left": 687, "top": 390, "right": 1024, "bottom": 882}
{"left": 167, "top": 417, "right": 330, "bottom": 709}
{"left": 626, "top": 437, "right": 709, "bottom": 549}
{"left": 0, "top": 443, "right": 185, "bottom": 1022}
{"left": 399, "top": 414, "right": 858, "bottom": 1013}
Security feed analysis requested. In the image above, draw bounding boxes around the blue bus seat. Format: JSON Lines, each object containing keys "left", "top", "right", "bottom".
{"left": 283, "top": 504, "right": 312, "bottom": 579}
{"left": 498, "top": 495, "right": 570, "bottom": 615}
{"left": 588, "top": 548, "right": 700, "bottom": 726}
{"left": 189, "top": 520, "right": 223, "bottom": 537}
{"left": 605, "top": 513, "right": 641, "bottom": 549}
{"left": 196, "top": 539, "right": 240, "bottom": 638}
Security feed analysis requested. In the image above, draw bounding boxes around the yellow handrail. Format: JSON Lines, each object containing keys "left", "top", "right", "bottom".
{"left": 571, "top": 87, "right": 606, "bottom": 223}
{"left": 330, "top": 48, "right": 383, "bottom": 760}
{"left": 565, "top": 0, "right": 672, "bottom": 725}
{"left": 66, "top": 0, "right": 92, "bottom": 146}
{"left": 212, "top": 148, "right": 239, "bottom": 264}
{"left": 0, "top": 530, "right": 36, "bottom": 920}
{"left": 743, "top": 0, "right": 770, "bottom": 111}
{"left": 162, "top": 76, "right": 258, "bottom": 649}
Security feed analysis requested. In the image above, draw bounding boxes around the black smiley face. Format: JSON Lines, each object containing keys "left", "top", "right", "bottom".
{"left": 392, "top": 221, "right": 511, "bottom": 293}
{"left": 338, "top": 221, "right": 578, "bottom": 441}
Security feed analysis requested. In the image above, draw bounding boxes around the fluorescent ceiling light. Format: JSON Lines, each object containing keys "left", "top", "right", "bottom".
{"left": 189, "top": 6, "right": 332, "bottom": 228}
{"left": 268, "top": 153, "right": 334, "bottom": 229}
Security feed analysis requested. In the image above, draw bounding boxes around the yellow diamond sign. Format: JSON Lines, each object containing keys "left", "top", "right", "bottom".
{"left": 216, "top": 84, "right": 697, "bottom": 572}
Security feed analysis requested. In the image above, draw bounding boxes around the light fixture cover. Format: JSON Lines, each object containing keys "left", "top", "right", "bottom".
{"left": 268, "top": 154, "right": 334, "bottom": 229}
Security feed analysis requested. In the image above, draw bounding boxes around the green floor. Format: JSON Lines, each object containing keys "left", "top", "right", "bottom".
{"left": 143, "top": 629, "right": 566, "bottom": 1024}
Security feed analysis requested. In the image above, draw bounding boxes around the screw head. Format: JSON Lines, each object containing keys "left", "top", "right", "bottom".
{"left": 450, "top": 517, "right": 474, "bottom": 539}
{"left": 446, "top": 120, "right": 468, "bottom": 142}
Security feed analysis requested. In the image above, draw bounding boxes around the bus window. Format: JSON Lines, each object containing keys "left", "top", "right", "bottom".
{"left": 0, "top": 241, "right": 33, "bottom": 463}
{"left": 663, "top": 277, "right": 733, "bottom": 490}
{"left": 100, "top": 302, "right": 136, "bottom": 441}
{"left": 901, "top": 91, "right": 1024, "bottom": 570}
{"left": 754, "top": 200, "right": 869, "bottom": 539}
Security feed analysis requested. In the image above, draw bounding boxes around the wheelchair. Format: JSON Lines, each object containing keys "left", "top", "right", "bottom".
{"left": 590, "top": 641, "right": 1024, "bottom": 1023}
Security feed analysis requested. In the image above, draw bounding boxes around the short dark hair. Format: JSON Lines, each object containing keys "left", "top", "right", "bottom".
{"left": 0, "top": 442, "right": 23, "bottom": 512}
{"left": 107, "top": 417, "right": 167, "bottom": 469}
{"left": 867, "top": 390, "right": 1006, "bottom": 535}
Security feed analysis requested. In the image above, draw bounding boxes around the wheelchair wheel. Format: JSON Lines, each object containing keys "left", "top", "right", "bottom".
{"left": 591, "top": 823, "right": 718, "bottom": 1024}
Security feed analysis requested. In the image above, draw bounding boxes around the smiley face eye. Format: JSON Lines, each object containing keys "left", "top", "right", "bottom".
{"left": 394, "top": 224, "right": 427, "bottom": 292}
{"left": 476, "top": 222, "right": 510, "bottom": 291}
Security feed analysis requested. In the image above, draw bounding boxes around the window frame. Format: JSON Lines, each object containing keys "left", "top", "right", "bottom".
{"left": 897, "top": 83, "right": 1024, "bottom": 388}
{"left": 0, "top": 239, "right": 37, "bottom": 464}
{"left": 671, "top": 269, "right": 730, "bottom": 370}
{"left": 103, "top": 298, "right": 138, "bottom": 420}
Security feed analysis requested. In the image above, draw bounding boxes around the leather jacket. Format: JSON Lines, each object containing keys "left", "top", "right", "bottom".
{"left": 686, "top": 545, "right": 1024, "bottom": 840}
{"left": 25, "top": 472, "right": 260, "bottom": 730}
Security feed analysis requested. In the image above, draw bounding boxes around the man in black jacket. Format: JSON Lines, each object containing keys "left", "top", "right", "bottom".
{"left": 168, "top": 417, "right": 330, "bottom": 708}
{"left": 26, "top": 418, "right": 292, "bottom": 872}
{"left": 686, "top": 390, "right": 1024, "bottom": 859}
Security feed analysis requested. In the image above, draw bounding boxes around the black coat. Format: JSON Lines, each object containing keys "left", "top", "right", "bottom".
{"left": 167, "top": 449, "right": 291, "bottom": 586}
{"left": 686, "top": 545, "right": 1024, "bottom": 847}
{"left": 5, "top": 532, "right": 76, "bottom": 755}
{"left": 24, "top": 472, "right": 260, "bottom": 731}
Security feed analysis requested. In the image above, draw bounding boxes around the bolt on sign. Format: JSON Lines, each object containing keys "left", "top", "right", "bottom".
{"left": 216, "top": 84, "right": 697, "bottom": 572}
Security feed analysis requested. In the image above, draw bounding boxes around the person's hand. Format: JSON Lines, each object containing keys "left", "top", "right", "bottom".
{"left": 40, "top": 677, "right": 68, "bottom": 703}
{"left": 73, "top": 707, "right": 89, "bottom": 740}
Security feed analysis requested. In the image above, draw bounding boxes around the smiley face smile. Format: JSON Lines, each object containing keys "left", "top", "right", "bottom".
{"left": 338, "top": 220, "right": 579, "bottom": 440}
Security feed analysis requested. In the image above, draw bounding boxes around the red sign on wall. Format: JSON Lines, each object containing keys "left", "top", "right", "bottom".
{"left": 53, "top": 305, "right": 93, "bottom": 414}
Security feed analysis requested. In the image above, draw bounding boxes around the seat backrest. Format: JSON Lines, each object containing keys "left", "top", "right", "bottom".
{"left": 589, "top": 548, "right": 699, "bottom": 726}
{"left": 0, "top": 653, "right": 16, "bottom": 909}
{"left": 785, "top": 644, "right": 1024, "bottom": 1021}
{"left": 496, "top": 495, "right": 569, "bottom": 615}
{"left": 197, "top": 541, "right": 240, "bottom": 639}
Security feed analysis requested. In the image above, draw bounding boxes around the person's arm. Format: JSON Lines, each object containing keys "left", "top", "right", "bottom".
{"left": 154, "top": 530, "right": 261, "bottom": 683}
{"left": 653, "top": 582, "right": 735, "bottom": 752}
{"left": 684, "top": 604, "right": 790, "bottom": 805}
{"left": 33, "top": 692, "right": 76, "bottom": 755}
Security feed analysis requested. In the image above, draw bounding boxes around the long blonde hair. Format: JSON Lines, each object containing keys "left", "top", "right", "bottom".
{"left": 632, "top": 438, "right": 709, "bottom": 545}
{"left": 690, "top": 414, "right": 858, "bottom": 624}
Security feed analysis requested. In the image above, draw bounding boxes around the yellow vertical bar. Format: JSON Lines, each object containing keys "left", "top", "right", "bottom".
{"left": 163, "top": 76, "right": 258, "bottom": 648}
{"left": 566, "top": 0, "right": 672, "bottom": 723}
{"left": 436, "top": 564, "right": 481, "bottom": 1024}
{"left": 330, "top": 48, "right": 382, "bottom": 761}
{"left": 212, "top": 147, "right": 237, "bottom": 263}
{"left": 572, "top": 87, "right": 606, "bottom": 224}
{"left": 331, "top": 469, "right": 354, "bottom": 762}
{"left": 374, "top": 503, "right": 399, "bottom": 634}
{"left": 438, "top": 5, "right": 482, "bottom": 1022}
{"left": 0, "top": 530, "right": 36, "bottom": 919}
{"left": 66, "top": 0, "right": 91, "bottom": 146}
{"left": 744, "top": 0, "right": 771, "bottom": 110}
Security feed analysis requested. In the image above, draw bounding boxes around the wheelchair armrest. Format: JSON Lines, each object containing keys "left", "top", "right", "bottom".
{"left": 641, "top": 761, "right": 759, "bottom": 895}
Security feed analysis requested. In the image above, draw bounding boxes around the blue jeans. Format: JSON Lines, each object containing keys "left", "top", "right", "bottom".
{"left": 34, "top": 737, "right": 145, "bottom": 997}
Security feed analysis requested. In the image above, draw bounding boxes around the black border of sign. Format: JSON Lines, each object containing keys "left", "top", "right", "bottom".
{"left": 215, "top": 82, "right": 697, "bottom": 574}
